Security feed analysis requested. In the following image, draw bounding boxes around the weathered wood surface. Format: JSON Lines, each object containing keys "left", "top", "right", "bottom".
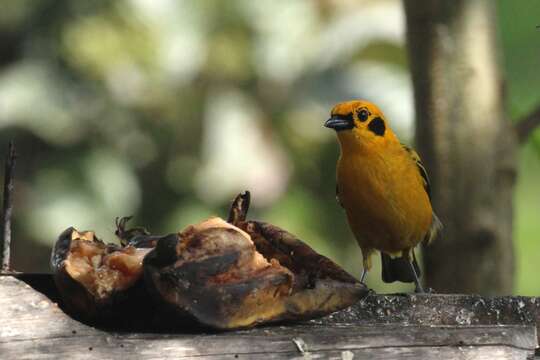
{"left": 0, "top": 275, "right": 538, "bottom": 359}
{"left": 327, "top": 292, "right": 540, "bottom": 327}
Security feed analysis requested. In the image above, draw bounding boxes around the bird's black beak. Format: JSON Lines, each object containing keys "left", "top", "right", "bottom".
{"left": 324, "top": 115, "right": 354, "bottom": 131}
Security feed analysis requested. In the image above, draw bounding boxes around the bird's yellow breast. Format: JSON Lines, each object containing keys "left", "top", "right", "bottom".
{"left": 336, "top": 134, "right": 432, "bottom": 253}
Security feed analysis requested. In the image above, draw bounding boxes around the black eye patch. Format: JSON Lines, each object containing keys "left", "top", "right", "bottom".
{"left": 367, "top": 117, "right": 385, "bottom": 136}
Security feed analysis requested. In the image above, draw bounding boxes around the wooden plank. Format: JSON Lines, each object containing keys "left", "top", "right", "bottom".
{"left": 0, "top": 275, "right": 99, "bottom": 340}
{"left": 0, "top": 327, "right": 535, "bottom": 359}
{"left": 180, "top": 347, "right": 538, "bottom": 360}
{"left": 0, "top": 275, "right": 538, "bottom": 359}
{"left": 11, "top": 275, "right": 540, "bottom": 330}
{"left": 1, "top": 321, "right": 536, "bottom": 351}
{"left": 327, "top": 292, "right": 540, "bottom": 327}
{"left": 0, "top": 324, "right": 536, "bottom": 359}
{"left": 0, "top": 341, "right": 534, "bottom": 360}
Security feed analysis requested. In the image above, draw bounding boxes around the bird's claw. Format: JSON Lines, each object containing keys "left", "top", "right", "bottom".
{"left": 359, "top": 288, "right": 376, "bottom": 305}
{"left": 413, "top": 286, "right": 435, "bottom": 295}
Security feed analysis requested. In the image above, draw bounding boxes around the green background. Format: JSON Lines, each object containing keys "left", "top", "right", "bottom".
{"left": 0, "top": 0, "right": 538, "bottom": 294}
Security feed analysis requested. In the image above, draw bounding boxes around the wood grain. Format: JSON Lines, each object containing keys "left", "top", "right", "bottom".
{"left": 1, "top": 275, "right": 537, "bottom": 359}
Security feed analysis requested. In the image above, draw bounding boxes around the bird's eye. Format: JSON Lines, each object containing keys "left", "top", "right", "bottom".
{"left": 357, "top": 109, "right": 369, "bottom": 122}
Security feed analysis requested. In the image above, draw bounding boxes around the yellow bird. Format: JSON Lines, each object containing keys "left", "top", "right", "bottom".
{"left": 324, "top": 100, "right": 442, "bottom": 293}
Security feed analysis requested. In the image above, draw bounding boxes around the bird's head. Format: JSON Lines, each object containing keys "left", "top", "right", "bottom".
{"left": 325, "top": 100, "right": 396, "bottom": 150}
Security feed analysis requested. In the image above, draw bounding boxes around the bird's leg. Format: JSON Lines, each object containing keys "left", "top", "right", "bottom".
{"left": 360, "top": 249, "right": 373, "bottom": 286}
{"left": 409, "top": 261, "right": 425, "bottom": 293}
{"left": 360, "top": 268, "right": 368, "bottom": 284}
{"left": 402, "top": 248, "right": 425, "bottom": 293}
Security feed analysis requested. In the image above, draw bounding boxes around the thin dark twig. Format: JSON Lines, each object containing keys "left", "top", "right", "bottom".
{"left": 1, "top": 141, "right": 16, "bottom": 272}
{"left": 515, "top": 105, "right": 540, "bottom": 144}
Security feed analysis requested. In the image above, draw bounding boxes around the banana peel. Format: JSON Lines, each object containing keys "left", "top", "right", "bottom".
{"left": 51, "top": 191, "right": 368, "bottom": 329}
{"left": 143, "top": 191, "right": 368, "bottom": 329}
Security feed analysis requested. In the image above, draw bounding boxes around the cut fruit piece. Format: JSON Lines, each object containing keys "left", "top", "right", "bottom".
{"left": 50, "top": 191, "right": 368, "bottom": 330}
{"left": 143, "top": 192, "right": 368, "bottom": 329}
{"left": 144, "top": 217, "right": 294, "bottom": 329}
{"left": 51, "top": 227, "right": 153, "bottom": 323}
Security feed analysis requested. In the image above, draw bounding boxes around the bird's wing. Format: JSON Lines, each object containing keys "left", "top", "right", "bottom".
{"left": 402, "top": 144, "right": 431, "bottom": 199}
{"left": 402, "top": 145, "right": 442, "bottom": 245}
{"left": 336, "top": 184, "right": 344, "bottom": 208}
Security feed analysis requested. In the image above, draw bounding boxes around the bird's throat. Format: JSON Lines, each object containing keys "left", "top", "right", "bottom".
{"left": 337, "top": 131, "right": 365, "bottom": 155}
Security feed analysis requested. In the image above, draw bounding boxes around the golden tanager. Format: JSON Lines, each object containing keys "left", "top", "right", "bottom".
{"left": 325, "top": 100, "right": 442, "bottom": 293}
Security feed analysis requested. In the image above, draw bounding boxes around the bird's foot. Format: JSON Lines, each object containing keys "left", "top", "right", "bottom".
{"left": 414, "top": 286, "right": 435, "bottom": 295}
{"left": 359, "top": 288, "right": 376, "bottom": 305}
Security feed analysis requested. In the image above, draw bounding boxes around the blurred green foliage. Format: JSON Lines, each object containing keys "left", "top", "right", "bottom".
{"left": 497, "top": 0, "right": 540, "bottom": 295}
{"left": 0, "top": 0, "right": 539, "bottom": 294}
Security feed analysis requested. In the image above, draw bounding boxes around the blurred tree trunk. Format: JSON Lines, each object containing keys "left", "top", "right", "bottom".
{"left": 403, "top": 0, "right": 517, "bottom": 294}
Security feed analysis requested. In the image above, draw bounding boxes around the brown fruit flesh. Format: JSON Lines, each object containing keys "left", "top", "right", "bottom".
{"left": 177, "top": 218, "right": 286, "bottom": 285}
{"left": 144, "top": 211, "right": 368, "bottom": 329}
{"left": 52, "top": 228, "right": 153, "bottom": 322}
{"left": 64, "top": 234, "right": 150, "bottom": 300}
{"left": 241, "top": 220, "right": 364, "bottom": 319}
{"left": 144, "top": 218, "right": 295, "bottom": 329}
{"left": 52, "top": 191, "right": 368, "bottom": 329}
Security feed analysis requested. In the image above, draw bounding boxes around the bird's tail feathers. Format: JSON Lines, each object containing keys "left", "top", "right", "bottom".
{"left": 381, "top": 252, "right": 421, "bottom": 283}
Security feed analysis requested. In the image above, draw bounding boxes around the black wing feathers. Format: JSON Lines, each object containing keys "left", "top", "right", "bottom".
{"left": 402, "top": 144, "right": 431, "bottom": 199}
